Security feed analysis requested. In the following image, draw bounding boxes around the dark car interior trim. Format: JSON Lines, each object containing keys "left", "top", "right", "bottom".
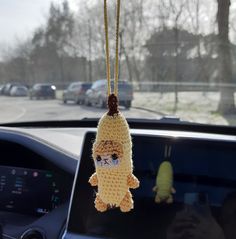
{"left": 1, "top": 118, "right": 236, "bottom": 135}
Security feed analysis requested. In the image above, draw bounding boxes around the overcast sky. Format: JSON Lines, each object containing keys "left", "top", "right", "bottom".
{"left": 0, "top": 0, "right": 79, "bottom": 46}
{"left": 1, "top": 0, "right": 236, "bottom": 47}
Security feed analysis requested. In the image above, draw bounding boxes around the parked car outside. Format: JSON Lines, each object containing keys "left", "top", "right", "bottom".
{"left": 29, "top": 83, "right": 56, "bottom": 100}
{"left": 10, "top": 86, "right": 28, "bottom": 96}
{"left": 85, "top": 79, "right": 133, "bottom": 109}
{"left": 2, "top": 83, "right": 23, "bottom": 95}
{"left": 63, "top": 82, "right": 92, "bottom": 104}
{"left": 0, "top": 85, "right": 5, "bottom": 95}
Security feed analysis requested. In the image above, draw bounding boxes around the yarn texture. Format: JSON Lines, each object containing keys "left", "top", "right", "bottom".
{"left": 89, "top": 111, "right": 139, "bottom": 212}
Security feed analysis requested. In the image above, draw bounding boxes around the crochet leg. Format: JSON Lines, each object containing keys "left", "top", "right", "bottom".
{"left": 95, "top": 194, "right": 107, "bottom": 212}
{"left": 166, "top": 195, "right": 173, "bottom": 204}
{"left": 120, "top": 191, "right": 133, "bottom": 212}
{"left": 155, "top": 194, "right": 161, "bottom": 203}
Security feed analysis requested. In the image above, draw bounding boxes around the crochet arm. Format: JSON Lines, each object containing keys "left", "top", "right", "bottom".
{"left": 127, "top": 174, "right": 140, "bottom": 189}
{"left": 153, "top": 185, "right": 158, "bottom": 192}
{"left": 89, "top": 173, "right": 98, "bottom": 186}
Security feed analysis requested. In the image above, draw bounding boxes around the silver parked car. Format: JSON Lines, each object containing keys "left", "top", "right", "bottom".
{"left": 10, "top": 86, "right": 28, "bottom": 96}
{"left": 63, "top": 82, "right": 92, "bottom": 104}
{"left": 0, "top": 85, "right": 4, "bottom": 95}
{"left": 85, "top": 79, "right": 133, "bottom": 109}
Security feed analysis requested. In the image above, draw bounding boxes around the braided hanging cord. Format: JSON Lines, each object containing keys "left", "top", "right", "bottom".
{"left": 114, "top": 0, "right": 121, "bottom": 96}
{"left": 104, "top": 0, "right": 121, "bottom": 116}
{"left": 104, "top": 0, "right": 111, "bottom": 96}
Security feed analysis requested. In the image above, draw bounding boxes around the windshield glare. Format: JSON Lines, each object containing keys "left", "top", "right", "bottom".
{"left": 0, "top": 0, "right": 236, "bottom": 126}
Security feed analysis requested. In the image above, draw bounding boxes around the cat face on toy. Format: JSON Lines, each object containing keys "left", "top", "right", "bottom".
{"left": 93, "top": 140, "right": 123, "bottom": 169}
{"left": 95, "top": 153, "right": 120, "bottom": 168}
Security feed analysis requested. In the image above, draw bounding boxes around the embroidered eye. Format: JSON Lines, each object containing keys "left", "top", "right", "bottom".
{"left": 96, "top": 155, "right": 102, "bottom": 162}
{"left": 112, "top": 154, "right": 118, "bottom": 161}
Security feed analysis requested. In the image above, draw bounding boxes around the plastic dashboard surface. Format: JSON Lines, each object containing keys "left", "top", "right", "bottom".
{"left": 64, "top": 131, "right": 236, "bottom": 239}
{"left": 0, "top": 128, "right": 78, "bottom": 239}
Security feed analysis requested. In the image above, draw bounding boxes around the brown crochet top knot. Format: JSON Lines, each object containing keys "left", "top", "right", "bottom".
{"left": 107, "top": 94, "right": 119, "bottom": 116}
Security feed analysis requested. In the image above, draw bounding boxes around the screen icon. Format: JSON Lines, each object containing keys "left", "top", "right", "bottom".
{"left": 11, "top": 169, "right": 16, "bottom": 175}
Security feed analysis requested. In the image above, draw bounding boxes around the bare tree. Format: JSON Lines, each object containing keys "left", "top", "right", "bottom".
{"left": 187, "top": 1, "right": 203, "bottom": 79}
{"left": 123, "top": 0, "right": 149, "bottom": 83}
{"left": 159, "top": 0, "right": 188, "bottom": 111}
{"left": 217, "top": 0, "right": 235, "bottom": 113}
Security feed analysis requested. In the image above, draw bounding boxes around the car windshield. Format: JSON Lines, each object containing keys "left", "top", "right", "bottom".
{"left": 0, "top": 0, "right": 236, "bottom": 126}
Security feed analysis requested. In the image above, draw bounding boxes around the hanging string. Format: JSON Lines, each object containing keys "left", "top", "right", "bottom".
{"left": 114, "top": 0, "right": 121, "bottom": 96}
{"left": 104, "top": 0, "right": 111, "bottom": 96}
{"left": 104, "top": 0, "right": 121, "bottom": 97}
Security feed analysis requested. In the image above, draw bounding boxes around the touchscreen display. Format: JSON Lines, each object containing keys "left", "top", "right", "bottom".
{"left": 66, "top": 132, "right": 236, "bottom": 239}
{"left": 0, "top": 166, "right": 61, "bottom": 215}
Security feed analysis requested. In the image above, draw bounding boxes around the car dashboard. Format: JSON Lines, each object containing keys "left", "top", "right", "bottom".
{"left": 0, "top": 122, "right": 235, "bottom": 239}
{"left": 0, "top": 127, "right": 78, "bottom": 239}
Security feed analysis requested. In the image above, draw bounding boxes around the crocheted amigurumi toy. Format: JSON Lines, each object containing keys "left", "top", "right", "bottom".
{"left": 89, "top": 94, "right": 139, "bottom": 212}
{"left": 153, "top": 161, "right": 175, "bottom": 204}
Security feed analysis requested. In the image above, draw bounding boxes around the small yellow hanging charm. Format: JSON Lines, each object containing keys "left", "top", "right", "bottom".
{"left": 153, "top": 145, "right": 175, "bottom": 204}
{"left": 88, "top": 0, "right": 139, "bottom": 213}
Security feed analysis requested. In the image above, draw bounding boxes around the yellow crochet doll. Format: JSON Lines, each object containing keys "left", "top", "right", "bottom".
{"left": 153, "top": 161, "right": 176, "bottom": 204}
{"left": 89, "top": 94, "right": 139, "bottom": 212}
{"left": 89, "top": 0, "right": 139, "bottom": 213}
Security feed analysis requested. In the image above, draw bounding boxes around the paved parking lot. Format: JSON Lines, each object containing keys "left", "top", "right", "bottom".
{"left": 0, "top": 96, "right": 159, "bottom": 123}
